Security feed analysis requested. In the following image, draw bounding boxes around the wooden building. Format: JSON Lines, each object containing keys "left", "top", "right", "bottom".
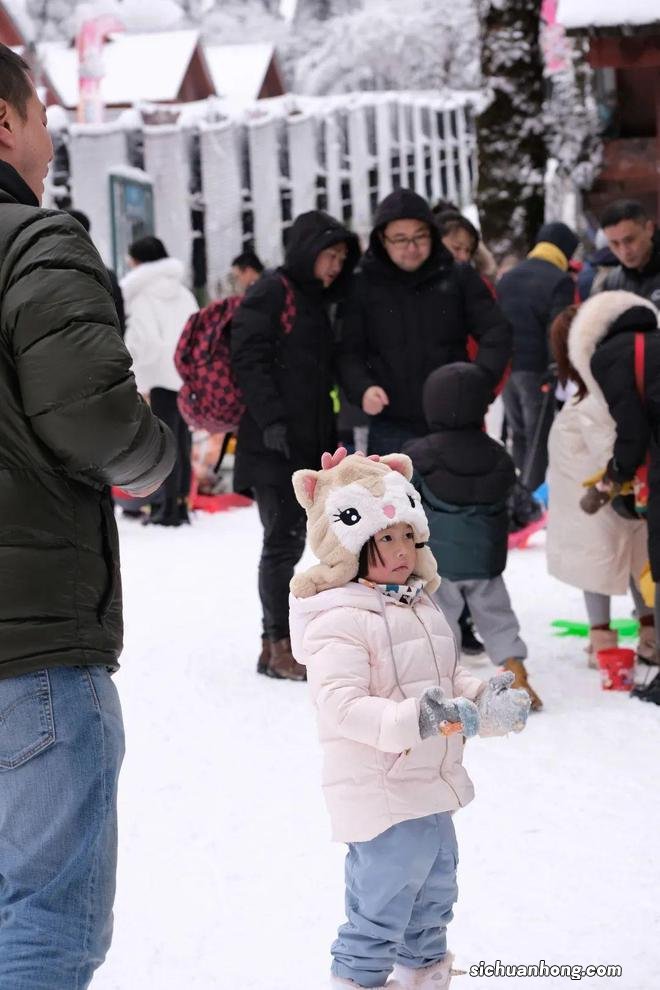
{"left": 557, "top": 1, "right": 660, "bottom": 221}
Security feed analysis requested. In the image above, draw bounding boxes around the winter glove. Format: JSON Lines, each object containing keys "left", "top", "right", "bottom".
{"left": 477, "top": 671, "right": 531, "bottom": 737}
{"left": 418, "top": 686, "right": 479, "bottom": 740}
{"left": 580, "top": 470, "right": 633, "bottom": 516}
{"left": 263, "top": 422, "right": 291, "bottom": 460}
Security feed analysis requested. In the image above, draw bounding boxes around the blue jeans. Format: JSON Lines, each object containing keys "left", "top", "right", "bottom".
{"left": 0, "top": 665, "right": 125, "bottom": 989}
{"left": 331, "top": 813, "right": 458, "bottom": 988}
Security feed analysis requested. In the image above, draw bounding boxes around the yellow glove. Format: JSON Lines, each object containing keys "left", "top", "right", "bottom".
{"left": 581, "top": 469, "right": 634, "bottom": 495}
{"left": 639, "top": 563, "right": 655, "bottom": 608}
{"left": 581, "top": 468, "right": 606, "bottom": 488}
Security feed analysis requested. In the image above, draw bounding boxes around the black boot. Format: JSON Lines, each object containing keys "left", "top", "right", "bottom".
{"left": 178, "top": 497, "right": 191, "bottom": 525}
{"left": 144, "top": 498, "right": 180, "bottom": 527}
{"left": 631, "top": 670, "right": 660, "bottom": 704}
{"left": 459, "top": 610, "right": 484, "bottom": 656}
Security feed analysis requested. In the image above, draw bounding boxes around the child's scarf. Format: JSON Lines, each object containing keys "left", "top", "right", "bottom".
{"left": 358, "top": 577, "right": 425, "bottom": 606}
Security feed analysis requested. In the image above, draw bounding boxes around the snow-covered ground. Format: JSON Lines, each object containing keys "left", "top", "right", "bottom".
{"left": 93, "top": 505, "right": 660, "bottom": 990}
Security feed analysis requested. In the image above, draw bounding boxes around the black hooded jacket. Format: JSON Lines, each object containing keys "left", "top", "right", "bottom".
{"left": 0, "top": 161, "right": 175, "bottom": 679}
{"left": 337, "top": 189, "right": 511, "bottom": 434}
{"left": 600, "top": 230, "right": 660, "bottom": 307}
{"left": 589, "top": 305, "right": 660, "bottom": 575}
{"left": 231, "top": 211, "right": 360, "bottom": 491}
{"left": 405, "top": 363, "right": 516, "bottom": 580}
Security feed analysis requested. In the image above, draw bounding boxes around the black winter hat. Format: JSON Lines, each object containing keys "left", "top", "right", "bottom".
{"left": 422, "top": 362, "right": 491, "bottom": 430}
{"left": 535, "top": 222, "right": 579, "bottom": 260}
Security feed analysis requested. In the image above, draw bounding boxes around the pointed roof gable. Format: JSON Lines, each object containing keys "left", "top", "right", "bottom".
{"left": 38, "top": 30, "right": 214, "bottom": 108}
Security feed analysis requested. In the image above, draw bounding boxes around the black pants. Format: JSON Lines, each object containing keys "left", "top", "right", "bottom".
{"left": 502, "top": 371, "right": 553, "bottom": 492}
{"left": 150, "top": 388, "right": 192, "bottom": 504}
{"left": 253, "top": 483, "right": 307, "bottom": 641}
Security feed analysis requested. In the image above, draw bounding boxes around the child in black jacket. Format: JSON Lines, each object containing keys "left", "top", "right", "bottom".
{"left": 406, "top": 363, "right": 542, "bottom": 710}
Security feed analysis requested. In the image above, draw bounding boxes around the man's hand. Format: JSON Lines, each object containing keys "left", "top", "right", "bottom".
{"left": 362, "top": 385, "right": 390, "bottom": 416}
{"left": 263, "top": 422, "right": 291, "bottom": 459}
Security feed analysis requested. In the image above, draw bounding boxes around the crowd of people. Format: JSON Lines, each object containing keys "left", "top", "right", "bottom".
{"left": 1, "top": 40, "right": 660, "bottom": 990}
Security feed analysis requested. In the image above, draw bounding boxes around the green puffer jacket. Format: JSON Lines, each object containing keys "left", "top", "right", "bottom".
{"left": 0, "top": 164, "right": 175, "bottom": 679}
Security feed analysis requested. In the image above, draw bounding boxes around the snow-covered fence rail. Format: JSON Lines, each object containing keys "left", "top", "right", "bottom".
{"left": 48, "top": 91, "right": 479, "bottom": 292}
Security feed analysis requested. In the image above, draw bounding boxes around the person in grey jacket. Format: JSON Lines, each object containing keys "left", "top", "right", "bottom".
{"left": 0, "top": 46, "right": 174, "bottom": 987}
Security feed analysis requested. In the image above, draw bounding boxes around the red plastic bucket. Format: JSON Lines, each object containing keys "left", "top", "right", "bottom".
{"left": 596, "top": 648, "right": 635, "bottom": 691}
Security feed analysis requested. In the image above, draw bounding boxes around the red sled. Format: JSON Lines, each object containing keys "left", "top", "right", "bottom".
{"left": 508, "top": 511, "right": 548, "bottom": 550}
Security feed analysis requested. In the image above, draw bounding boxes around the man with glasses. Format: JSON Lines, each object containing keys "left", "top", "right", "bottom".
{"left": 338, "top": 188, "right": 511, "bottom": 455}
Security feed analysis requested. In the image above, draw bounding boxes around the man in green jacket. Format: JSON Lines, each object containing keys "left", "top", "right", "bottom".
{"left": 0, "top": 46, "right": 175, "bottom": 987}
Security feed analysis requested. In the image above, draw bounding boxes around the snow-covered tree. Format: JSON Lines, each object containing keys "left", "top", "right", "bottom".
{"left": 475, "top": 0, "right": 547, "bottom": 257}
{"left": 542, "top": 30, "right": 601, "bottom": 196}
{"left": 288, "top": 0, "right": 480, "bottom": 95}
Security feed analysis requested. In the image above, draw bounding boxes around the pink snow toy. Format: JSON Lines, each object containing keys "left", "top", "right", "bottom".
{"left": 508, "top": 511, "right": 548, "bottom": 550}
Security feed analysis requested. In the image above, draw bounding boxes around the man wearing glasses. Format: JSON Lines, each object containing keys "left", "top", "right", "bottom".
{"left": 338, "top": 188, "right": 511, "bottom": 455}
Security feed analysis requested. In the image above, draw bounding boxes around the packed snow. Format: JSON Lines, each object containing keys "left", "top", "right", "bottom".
{"left": 90, "top": 504, "right": 660, "bottom": 990}
{"left": 556, "top": 0, "right": 660, "bottom": 31}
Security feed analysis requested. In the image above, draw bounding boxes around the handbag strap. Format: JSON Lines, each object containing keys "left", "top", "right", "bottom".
{"left": 634, "top": 331, "right": 645, "bottom": 402}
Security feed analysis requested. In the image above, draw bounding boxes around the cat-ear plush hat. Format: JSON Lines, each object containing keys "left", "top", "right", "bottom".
{"left": 290, "top": 447, "right": 440, "bottom": 598}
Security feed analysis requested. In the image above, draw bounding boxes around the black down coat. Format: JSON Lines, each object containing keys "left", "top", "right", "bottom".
{"left": 405, "top": 363, "right": 516, "bottom": 580}
{"left": 590, "top": 304, "right": 660, "bottom": 578}
{"left": 231, "top": 211, "right": 359, "bottom": 492}
{"left": 0, "top": 162, "right": 175, "bottom": 679}
{"left": 337, "top": 188, "right": 511, "bottom": 434}
{"left": 497, "top": 257, "right": 576, "bottom": 372}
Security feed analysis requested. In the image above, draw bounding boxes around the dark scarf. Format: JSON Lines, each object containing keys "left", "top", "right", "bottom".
{"left": 0, "top": 160, "right": 39, "bottom": 207}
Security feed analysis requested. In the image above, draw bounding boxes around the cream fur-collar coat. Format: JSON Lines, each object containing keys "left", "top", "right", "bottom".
{"left": 546, "top": 292, "right": 650, "bottom": 595}
{"left": 289, "top": 582, "right": 485, "bottom": 843}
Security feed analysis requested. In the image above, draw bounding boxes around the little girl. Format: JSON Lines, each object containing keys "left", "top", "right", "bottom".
{"left": 289, "top": 448, "right": 530, "bottom": 990}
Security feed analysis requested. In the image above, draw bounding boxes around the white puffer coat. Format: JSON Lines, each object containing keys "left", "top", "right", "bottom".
{"left": 289, "top": 582, "right": 486, "bottom": 843}
{"left": 122, "top": 257, "right": 198, "bottom": 393}
{"left": 547, "top": 297, "right": 648, "bottom": 595}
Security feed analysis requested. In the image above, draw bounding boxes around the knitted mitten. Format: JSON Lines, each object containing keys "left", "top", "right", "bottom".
{"left": 478, "top": 671, "right": 531, "bottom": 737}
{"left": 418, "top": 686, "right": 479, "bottom": 739}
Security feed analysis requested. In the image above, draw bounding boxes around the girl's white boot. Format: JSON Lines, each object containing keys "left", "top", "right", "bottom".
{"left": 391, "top": 951, "right": 454, "bottom": 989}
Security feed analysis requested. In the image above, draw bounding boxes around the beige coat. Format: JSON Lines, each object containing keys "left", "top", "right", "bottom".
{"left": 289, "top": 582, "right": 486, "bottom": 843}
{"left": 547, "top": 294, "right": 650, "bottom": 596}
{"left": 547, "top": 396, "right": 647, "bottom": 594}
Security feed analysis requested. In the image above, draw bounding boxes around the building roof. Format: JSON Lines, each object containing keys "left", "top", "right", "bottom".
{"left": 2, "top": 0, "right": 34, "bottom": 43}
{"left": 204, "top": 43, "right": 276, "bottom": 104}
{"left": 556, "top": 0, "right": 660, "bottom": 32}
{"left": 38, "top": 30, "right": 206, "bottom": 108}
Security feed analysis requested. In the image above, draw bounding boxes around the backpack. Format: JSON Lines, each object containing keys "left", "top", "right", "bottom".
{"left": 175, "top": 274, "right": 296, "bottom": 434}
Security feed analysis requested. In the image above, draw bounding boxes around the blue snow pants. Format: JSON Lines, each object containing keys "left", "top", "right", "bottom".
{"left": 331, "top": 812, "right": 458, "bottom": 988}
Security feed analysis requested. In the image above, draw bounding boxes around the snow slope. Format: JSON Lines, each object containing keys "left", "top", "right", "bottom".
{"left": 92, "top": 506, "right": 660, "bottom": 989}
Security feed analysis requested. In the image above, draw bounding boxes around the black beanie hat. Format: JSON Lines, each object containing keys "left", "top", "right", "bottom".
{"left": 535, "top": 222, "right": 579, "bottom": 260}
{"left": 608, "top": 305, "right": 658, "bottom": 337}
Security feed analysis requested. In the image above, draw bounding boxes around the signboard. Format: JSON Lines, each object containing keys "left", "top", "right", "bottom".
{"left": 109, "top": 172, "right": 155, "bottom": 278}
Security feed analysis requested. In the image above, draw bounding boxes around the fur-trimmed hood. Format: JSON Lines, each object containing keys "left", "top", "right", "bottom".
{"left": 568, "top": 290, "right": 659, "bottom": 404}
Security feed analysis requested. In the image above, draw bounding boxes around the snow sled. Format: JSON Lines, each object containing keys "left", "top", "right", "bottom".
{"left": 508, "top": 511, "right": 548, "bottom": 550}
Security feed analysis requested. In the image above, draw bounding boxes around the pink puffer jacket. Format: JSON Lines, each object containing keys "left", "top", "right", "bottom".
{"left": 289, "top": 583, "right": 486, "bottom": 843}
